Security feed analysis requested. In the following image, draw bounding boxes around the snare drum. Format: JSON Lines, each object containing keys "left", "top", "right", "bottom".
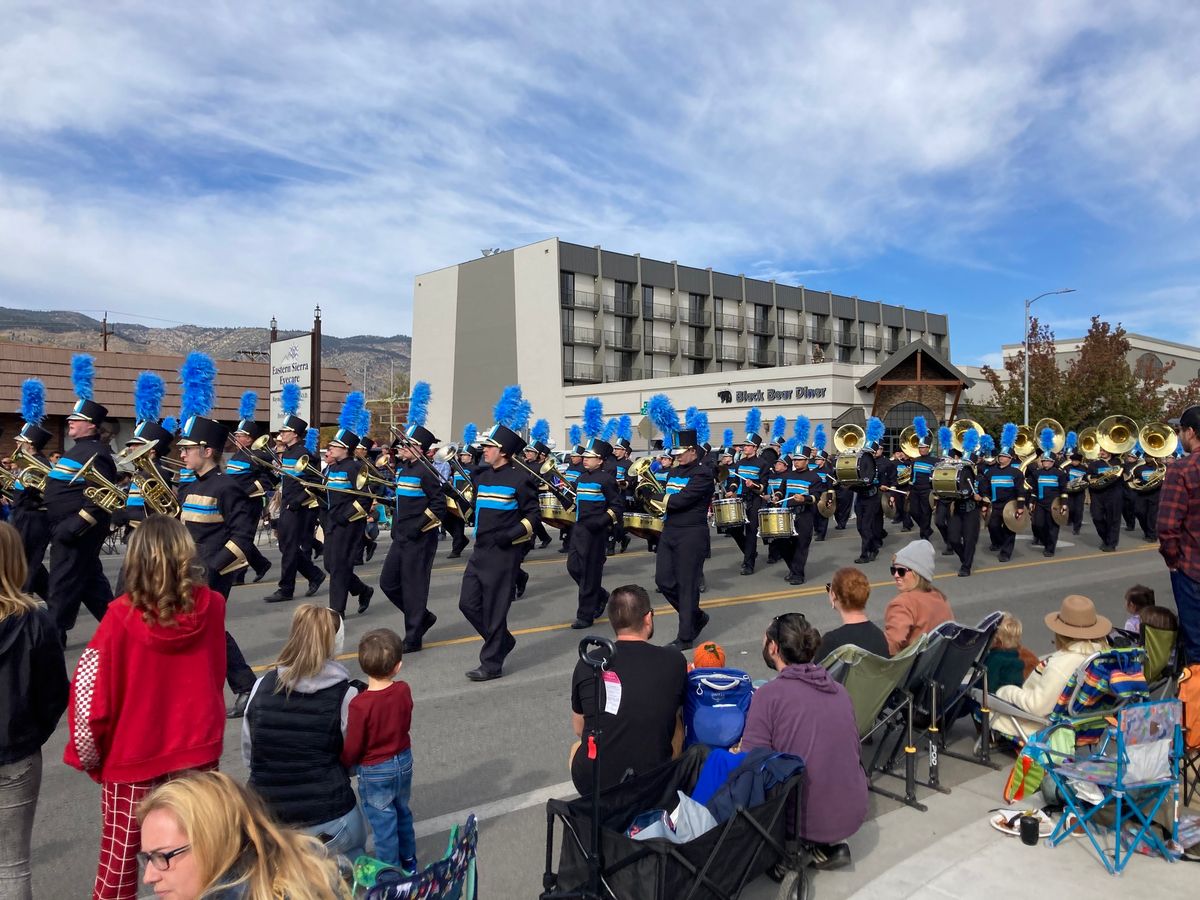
{"left": 758, "top": 507, "right": 794, "bottom": 541}
{"left": 538, "top": 492, "right": 575, "bottom": 529}
{"left": 623, "top": 512, "right": 664, "bottom": 541}
{"left": 834, "top": 453, "right": 864, "bottom": 488}
{"left": 931, "top": 466, "right": 960, "bottom": 500}
{"left": 712, "top": 496, "right": 747, "bottom": 528}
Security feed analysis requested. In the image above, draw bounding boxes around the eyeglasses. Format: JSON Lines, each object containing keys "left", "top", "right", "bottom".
{"left": 889, "top": 566, "right": 910, "bottom": 578}
{"left": 138, "top": 844, "right": 191, "bottom": 871}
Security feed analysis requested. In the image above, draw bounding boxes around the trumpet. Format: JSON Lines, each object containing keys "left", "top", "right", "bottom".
{"left": 69, "top": 454, "right": 128, "bottom": 512}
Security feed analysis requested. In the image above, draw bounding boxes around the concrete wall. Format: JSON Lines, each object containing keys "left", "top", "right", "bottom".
{"left": 410, "top": 264, "right": 461, "bottom": 442}
{"left": 514, "top": 238, "right": 565, "bottom": 438}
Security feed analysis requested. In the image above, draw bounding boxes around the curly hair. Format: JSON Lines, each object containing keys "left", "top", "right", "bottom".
{"left": 123, "top": 515, "right": 204, "bottom": 627}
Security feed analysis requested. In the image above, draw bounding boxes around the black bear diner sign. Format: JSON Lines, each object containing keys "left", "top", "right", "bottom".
{"left": 718, "top": 386, "right": 828, "bottom": 404}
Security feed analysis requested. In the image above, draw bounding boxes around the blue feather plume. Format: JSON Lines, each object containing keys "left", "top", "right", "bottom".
{"left": 582, "top": 397, "right": 604, "bottom": 438}
{"left": 601, "top": 418, "right": 618, "bottom": 442}
{"left": 772, "top": 416, "right": 786, "bottom": 443}
{"left": 531, "top": 418, "right": 550, "bottom": 445}
{"left": 407, "top": 381, "right": 431, "bottom": 428}
{"left": 238, "top": 390, "right": 258, "bottom": 420}
{"left": 462, "top": 423, "right": 477, "bottom": 446}
{"left": 1065, "top": 430, "right": 1077, "bottom": 451}
{"left": 339, "top": 391, "right": 366, "bottom": 432}
{"left": 865, "top": 416, "right": 885, "bottom": 445}
{"left": 1000, "top": 422, "right": 1018, "bottom": 453}
{"left": 694, "top": 412, "right": 710, "bottom": 446}
{"left": 782, "top": 437, "right": 799, "bottom": 457}
{"left": 161, "top": 416, "right": 177, "bottom": 435}
{"left": 179, "top": 352, "right": 216, "bottom": 420}
{"left": 512, "top": 399, "right": 532, "bottom": 432}
{"left": 617, "top": 415, "right": 632, "bottom": 442}
{"left": 980, "top": 434, "right": 995, "bottom": 455}
{"left": 1039, "top": 427, "right": 1056, "bottom": 454}
{"left": 358, "top": 407, "right": 372, "bottom": 438}
{"left": 20, "top": 379, "right": 45, "bottom": 425}
{"left": 134, "top": 372, "right": 165, "bottom": 423}
{"left": 646, "top": 394, "right": 680, "bottom": 446}
{"left": 71, "top": 354, "right": 95, "bottom": 401}
{"left": 684, "top": 406, "right": 699, "bottom": 429}
{"left": 938, "top": 426, "right": 953, "bottom": 450}
{"left": 569, "top": 424, "right": 582, "bottom": 446}
{"left": 913, "top": 416, "right": 929, "bottom": 441}
{"left": 813, "top": 424, "right": 827, "bottom": 452}
{"left": 962, "top": 429, "right": 980, "bottom": 455}
{"left": 493, "top": 385, "right": 523, "bottom": 428}
{"left": 793, "top": 416, "right": 810, "bottom": 449}
{"left": 745, "top": 407, "right": 762, "bottom": 437}
{"left": 305, "top": 427, "right": 319, "bottom": 454}
{"left": 723, "top": 428, "right": 734, "bottom": 448}
{"left": 281, "top": 382, "right": 301, "bottom": 417}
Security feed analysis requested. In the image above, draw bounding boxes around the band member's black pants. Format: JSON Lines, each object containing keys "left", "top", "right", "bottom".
{"left": 380, "top": 529, "right": 439, "bottom": 644}
{"left": 1122, "top": 486, "right": 1137, "bottom": 530}
{"left": 13, "top": 508, "right": 50, "bottom": 600}
{"left": 1067, "top": 492, "right": 1085, "bottom": 533}
{"left": 567, "top": 520, "right": 608, "bottom": 622}
{"left": 812, "top": 506, "right": 829, "bottom": 541}
{"left": 782, "top": 510, "right": 816, "bottom": 580}
{"left": 655, "top": 524, "right": 707, "bottom": 642}
{"left": 935, "top": 500, "right": 952, "bottom": 548}
{"left": 948, "top": 501, "right": 980, "bottom": 571}
{"left": 459, "top": 541, "right": 520, "bottom": 675}
{"left": 1090, "top": 487, "right": 1124, "bottom": 549}
{"left": 834, "top": 487, "right": 853, "bottom": 528}
{"left": 854, "top": 491, "right": 883, "bottom": 557}
{"left": 910, "top": 488, "right": 933, "bottom": 540}
{"left": 1031, "top": 504, "right": 1060, "bottom": 554}
{"left": 891, "top": 493, "right": 913, "bottom": 529}
{"left": 444, "top": 514, "right": 470, "bottom": 554}
{"left": 208, "top": 570, "right": 258, "bottom": 695}
{"left": 324, "top": 519, "right": 368, "bottom": 616}
{"left": 1133, "top": 491, "right": 1160, "bottom": 541}
{"left": 277, "top": 506, "right": 323, "bottom": 596}
{"left": 728, "top": 498, "right": 760, "bottom": 567}
{"left": 244, "top": 497, "right": 270, "bottom": 574}
{"left": 46, "top": 522, "right": 112, "bottom": 645}
{"left": 986, "top": 505, "right": 1017, "bottom": 559}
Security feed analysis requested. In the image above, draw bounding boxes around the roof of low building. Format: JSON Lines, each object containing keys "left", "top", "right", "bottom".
{"left": 856, "top": 339, "right": 975, "bottom": 390}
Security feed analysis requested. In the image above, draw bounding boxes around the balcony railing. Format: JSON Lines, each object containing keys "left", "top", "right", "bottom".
{"left": 562, "top": 325, "right": 601, "bottom": 346}
{"left": 833, "top": 331, "right": 857, "bottom": 347}
{"left": 645, "top": 335, "right": 679, "bottom": 355}
{"left": 860, "top": 334, "right": 882, "bottom": 351}
{"left": 781, "top": 353, "right": 807, "bottom": 366}
{"left": 604, "top": 366, "right": 643, "bottom": 382}
{"left": 563, "top": 362, "right": 603, "bottom": 383}
{"left": 715, "top": 344, "right": 745, "bottom": 363}
{"left": 680, "top": 340, "right": 713, "bottom": 359}
{"left": 808, "top": 326, "right": 831, "bottom": 343}
{"left": 646, "top": 367, "right": 674, "bottom": 379}
{"left": 884, "top": 337, "right": 903, "bottom": 353}
{"left": 604, "top": 331, "right": 641, "bottom": 351}
{"left": 645, "top": 303, "right": 677, "bottom": 323}
{"left": 679, "top": 307, "right": 710, "bottom": 327}
{"left": 714, "top": 312, "right": 742, "bottom": 331}
{"left": 747, "top": 348, "right": 776, "bottom": 366}
{"left": 560, "top": 290, "right": 601, "bottom": 312}
{"left": 603, "top": 296, "right": 639, "bottom": 317}
{"left": 778, "top": 320, "right": 804, "bottom": 338}
{"left": 747, "top": 317, "right": 775, "bottom": 336}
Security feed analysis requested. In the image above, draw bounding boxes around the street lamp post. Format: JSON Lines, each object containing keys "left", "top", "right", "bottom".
{"left": 1023, "top": 288, "right": 1076, "bottom": 425}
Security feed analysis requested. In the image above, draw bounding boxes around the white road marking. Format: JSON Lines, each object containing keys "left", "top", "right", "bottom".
{"left": 414, "top": 780, "right": 578, "bottom": 838}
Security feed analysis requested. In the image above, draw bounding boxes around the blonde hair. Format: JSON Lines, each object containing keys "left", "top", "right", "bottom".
{"left": 123, "top": 516, "right": 204, "bottom": 627}
{"left": 993, "top": 613, "right": 1022, "bottom": 650}
{"left": 274, "top": 605, "right": 339, "bottom": 693}
{"left": 0, "top": 523, "right": 36, "bottom": 622}
{"left": 137, "top": 771, "right": 346, "bottom": 900}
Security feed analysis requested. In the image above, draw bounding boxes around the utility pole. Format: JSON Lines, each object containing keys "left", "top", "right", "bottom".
{"left": 311, "top": 305, "right": 322, "bottom": 428}
{"left": 100, "top": 311, "right": 113, "bottom": 351}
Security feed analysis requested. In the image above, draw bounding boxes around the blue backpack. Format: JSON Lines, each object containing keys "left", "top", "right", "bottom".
{"left": 683, "top": 668, "right": 755, "bottom": 749}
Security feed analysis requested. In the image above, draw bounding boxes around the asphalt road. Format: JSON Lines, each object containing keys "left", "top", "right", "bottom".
{"left": 31, "top": 519, "right": 1174, "bottom": 897}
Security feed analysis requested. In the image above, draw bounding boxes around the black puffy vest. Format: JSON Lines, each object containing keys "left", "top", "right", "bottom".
{"left": 246, "top": 669, "right": 355, "bottom": 827}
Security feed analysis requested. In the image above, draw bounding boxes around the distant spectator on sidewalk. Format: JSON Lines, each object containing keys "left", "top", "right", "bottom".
{"left": 816, "top": 566, "right": 889, "bottom": 662}
{"left": 570, "top": 585, "right": 686, "bottom": 795}
{"left": 1157, "top": 407, "right": 1200, "bottom": 663}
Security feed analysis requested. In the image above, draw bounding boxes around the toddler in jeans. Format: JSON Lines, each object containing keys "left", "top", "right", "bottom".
{"left": 342, "top": 628, "right": 417, "bottom": 870}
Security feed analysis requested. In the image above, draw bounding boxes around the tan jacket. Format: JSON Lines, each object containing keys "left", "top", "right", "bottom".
{"left": 991, "top": 639, "right": 1108, "bottom": 739}
{"left": 883, "top": 590, "right": 954, "bottom": 655}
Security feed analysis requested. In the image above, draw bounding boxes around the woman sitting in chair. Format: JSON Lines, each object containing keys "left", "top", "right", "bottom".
{"left": 990, "top": 595, "right": 1110, "bottom": 741}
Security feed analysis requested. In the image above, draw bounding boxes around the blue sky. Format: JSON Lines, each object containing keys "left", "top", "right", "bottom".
{"left": 1, "top": 2, "right": 1198, "bottom": 365}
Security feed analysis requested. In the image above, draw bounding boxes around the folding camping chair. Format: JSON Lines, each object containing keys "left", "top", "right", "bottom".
{"left": 1141, "top": 623, "right": 1182, "bottom": 700}
{"left": 362, "top": 814, "right": 478, "bottom": 899}
{"left": 1025, "top": 699, "right": 1184, "bottom": 875}
{"left": 823, "top": 635, "right": 932, "bottom": 810}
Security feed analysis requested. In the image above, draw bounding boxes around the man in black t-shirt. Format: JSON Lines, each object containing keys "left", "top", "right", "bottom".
{"left": 570, "top": 584, "right": 687, "bottom": 795}
{"left": 815, "top": 566, "right": 890, "bottom": 663}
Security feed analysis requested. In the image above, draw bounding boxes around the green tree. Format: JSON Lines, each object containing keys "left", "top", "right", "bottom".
{"left": 1063, "top": 317, "right": 1171, "bottom": 426}
{"left": 973, "top": 317, "right": 1067, "bottom": 428}
{"left": 1162, "top": 374, "right": 1200, "bottom": 421}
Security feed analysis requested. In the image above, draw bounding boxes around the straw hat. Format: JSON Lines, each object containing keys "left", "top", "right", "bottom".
{"left": 1044, "top": 595, "right": 1111, "bottom": 641}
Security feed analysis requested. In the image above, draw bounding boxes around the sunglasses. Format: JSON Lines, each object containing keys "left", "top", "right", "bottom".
{"left": 889, "top": 566, "right": 911, "bottom": 578}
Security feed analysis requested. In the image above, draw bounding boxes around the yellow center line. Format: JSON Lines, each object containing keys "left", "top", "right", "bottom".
{"left": 250, "top": 543, "right": 1157, "bottom": 671}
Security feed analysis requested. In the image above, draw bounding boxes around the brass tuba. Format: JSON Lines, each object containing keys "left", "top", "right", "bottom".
{"left": 1097, "top": 415, "right": 1138, "bottom": 456}
{"left": 1139, "top": 422, "right": 1178, "bottom": 459}
{"left": 628, "top": 456, "right": 666, "bottom": 516}
{"left": 833, "top": 424, "right": 865, "bottom": 454}
{"left": 950, "top": 420, "right": 984, "bottom": 454}
{"left": 1032, "top": 418, "right": 1066, "bottom": 455}
{"left": 1012, "top": 425, "right": 1037, "bottom": 460}
{"left": 897, "top": 425, "right": 921, "bottom": 459}
{"left": 1077, "top": 426, "right": 1100, "bottom": 460}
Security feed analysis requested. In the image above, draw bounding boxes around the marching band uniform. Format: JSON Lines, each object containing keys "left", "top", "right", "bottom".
{"left": 1064, "top": 452, "right": 1088, "bottom": 535}
{"left": 558, "top": 449, "right": 584, "bottom": 554}
{"left": 811, "top": 452, "right": 834, "bottom": 542}
{"left": 444, "top": 449, "right": 476, "bottom": 558}
{"left": 321, "top": 426, "right": 374, "bottom": 618}
{"left": 44, "top": 397, "right": 116, "bottom": 644}
{"left": 1128, "top": 457, "right": 1162, "bottom": 542}
{"left": 909, "top": 444, "right": 938, "bottom": 540}
{"left": 227, "top": 418, "right": 275, "bottom": 583}
{"left": 728, "top": 435, "right": 768, "bottom": 575}
{"left": 654, "top": 429, "right": 714, "bottom": 650}
{"left": 568, "top": 439, "right": 623, "bottom": 629}
{"left": 890, "top": 451, "right": 913, "bottom": 530}
{"left": 779, "top": 453, "right": 822, "bottom": 585}
{"left": 263, "top": 415, "right": 326, "bottom": 602}
{"left": 852, "top": 445, "right": 884, "bottom": 564}
{"left": 380, "top": 425, "right": 447, "bottom": 651}
{"left": 1087, "top": 450, "right": 1124, "bottom": 552}
{"left": 1028, "top": 459, "right": 1068, "bottom": 557}
{"left": 764, "top": 458, "right": 788, "bottom": 565}
{"left": 458, "top": 425, "right": 540, "bottom": 681}
{"left": 833, "top": 472, "right": 854, "bottom": 530}
{"left": 609, "top": 440, "right": 633, "bottom": 554}
{"left": 978, "top": 452, "right": 1026, "bottom": 562}
{"left": 11, "top": 423, "right": 53, "bottom": 599}
{"left": 945, "top": 452, "right": 981, "bottom": 577}
{"left": 1121, "top": 452, "right": 1139, "bottom": 532}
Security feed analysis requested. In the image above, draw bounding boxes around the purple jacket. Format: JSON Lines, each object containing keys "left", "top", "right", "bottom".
{"left": 740, "top": 663, "right": 868, "bottom": 843}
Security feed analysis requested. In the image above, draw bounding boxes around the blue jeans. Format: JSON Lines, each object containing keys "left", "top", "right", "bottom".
{"left": 358, "top": 749, "right": 416, "bottom": 867}
{"left": 1171, "top": 569, "right": 1200, "bottom": 664}
{"left": 302, "top": 802, "right": 367, "bottom": 864}
{"left": 0, "top": 750, "right": 41, "bottom": 900}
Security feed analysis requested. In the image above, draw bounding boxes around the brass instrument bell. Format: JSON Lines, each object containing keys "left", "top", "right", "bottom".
{"left": 1013, "top": 425, "right": 1036, "bottom": 460}
{"left": 1139, "top": 422, "right": 1178, "bottom": 458}
{"left": 833, "top": 424, "right": 865, "bottom": 454}
{"left": 1032, "top": 418, "right": 1066, "bottom": 454}
{"left": 897, "top": 425, "right": 921, "bottom": 459}
{"left": 1097, "top": 415, "right": 1138, "bottom": 455}
{"left": 950, "top": 419, "right": 983, "bottom": 454}
{"left": 1077, "top": 426, "right": 1100, "bottom": 460}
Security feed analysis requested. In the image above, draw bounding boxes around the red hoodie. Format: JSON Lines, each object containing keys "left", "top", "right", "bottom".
{"left": 65, "top": 586, "right": 227, "bottom": 784}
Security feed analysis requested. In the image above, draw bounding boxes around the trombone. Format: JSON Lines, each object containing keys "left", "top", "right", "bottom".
{"left": 388, "top": 426, "right": 475, "bottom": 520}
{"left": 513, "top": 453, "right": 577, "bottom": 512}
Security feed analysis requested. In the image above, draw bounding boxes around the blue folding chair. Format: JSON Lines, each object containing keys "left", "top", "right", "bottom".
{"left": 1027, "top": 699, "right": 1184, "bottom": 874}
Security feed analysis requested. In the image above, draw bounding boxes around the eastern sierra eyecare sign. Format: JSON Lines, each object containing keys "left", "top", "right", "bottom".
{"left": 269, "top": 335, "right": 314, "bottom": 430}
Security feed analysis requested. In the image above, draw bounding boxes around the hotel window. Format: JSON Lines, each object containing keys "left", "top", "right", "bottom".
{"left": 642, "top": 284, "right": 654, "bottom": 318}
{"left": 560, "top": 271, "right": 575, "bottom": 304}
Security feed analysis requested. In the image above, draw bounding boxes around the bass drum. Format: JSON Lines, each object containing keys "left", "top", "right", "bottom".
{"left": 538, "top": 492, "right": 575, "bottom": 529}
{"left": 712, "top": 496, "right": 747, "bottom": 528}
{"left": 623, "top": 512, "right": 663, "bottom": 541}
{"left": 931, "top": 466, "right": 960, "bottom": 499}
{"left": 834, "top": 453, "right": 864, "bottom": 488}
{"left": 758, "top": 507, "right": 794, "bottom": 541}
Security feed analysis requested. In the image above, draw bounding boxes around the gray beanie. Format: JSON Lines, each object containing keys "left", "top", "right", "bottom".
{"left": 894, "top": 539, "right": 935, "bottom": 582}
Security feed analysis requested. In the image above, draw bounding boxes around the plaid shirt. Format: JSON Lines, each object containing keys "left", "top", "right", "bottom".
{"left": 1157, "top": 451, "right": 1200, "bottom": 581}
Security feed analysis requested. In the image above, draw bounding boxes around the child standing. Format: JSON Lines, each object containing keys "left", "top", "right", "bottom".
{"left": 342, "top": 628, "right": 417, "bottom": 871}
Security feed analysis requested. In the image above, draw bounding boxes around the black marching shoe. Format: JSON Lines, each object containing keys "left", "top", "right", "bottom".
{"left": 305, "top": 573, "right": 326, "bottom": 597}
{"left": 853, "top": 555, "right": 870, "bottom": 564}
{"left": 787, "top": 575, "right": 805, "bottom": 585}
{"left": 867, "top": 550, "right": 878, "bottom": 562}
{"left": 695, "top": 610, "right": 711, "bottom": 637}
{"left": 619, "top": 535, "right": 631, "bottom": 553}
{"left": 1101, "top": 545, "right": 1115, "bottom": 552}
{"left": 252, "top": 561, "right": 273, "bottom": 584}
{"left": 515, "top": 571, "right": 528, "bottom": 599}
{"left": 942, "top": 547, "right": 956, "bottom": 556}
{"left": 740, "top": 564, "right": 754, "bottom": 576}
{"left": 558, "top": 545, "right": 569, "bottom": 554}
{"left": 263, "top": 591, "right": 294, "bottom": 604}
{"left": 957, "top": 566, "right": 971, "bottom": 577}
{"left": 465, "top": 667, "right": 501, "bottom": 682}
{"left": 571, "top": 617, "right": 593, "bottom": 630}
{"left": 668, "top": 638, "right": 693, "bottom": 651}
{"left": 364, "top": 542, "right": 377, "bottom": 562}
{"left": 537, "top": 537, "right": 551, "bottom": 549}
{"left": 357, "top": 585, "right": 374, "bottom": 615}
{"left": 1042, "top": 549, "right": 1054, "bottom": 558}
{"left": 227, "top": 691, "right": 251, "bottom": 719}
{"left": 447, "top": 549, "right": 463, "bottom": 559}
{"left": 999, "top": 553, "right": 1011, "bottom": 562}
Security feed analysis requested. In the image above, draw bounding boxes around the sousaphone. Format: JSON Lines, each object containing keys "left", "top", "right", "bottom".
{"left": 1077, "top": 426, "right": 1100, "bottom": 460}
{"left": 1097, "top": 415, "right": 1138, "bottom": 456}
{"left": 950, "top": 419, "right": 984, "bottom": 454}
{"left": 897, "top": 425, "right": 921, "bottom": 459}
{"left": 1032, "top": 417, "right": 1066, "bottom": 455}
{"left": 833, "top": 424, "right": 865, "bottom": 454}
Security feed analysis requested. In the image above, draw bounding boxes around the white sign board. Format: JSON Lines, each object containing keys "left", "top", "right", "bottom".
{"left": 269, "top": 334, "right": 314, "bottom": 430}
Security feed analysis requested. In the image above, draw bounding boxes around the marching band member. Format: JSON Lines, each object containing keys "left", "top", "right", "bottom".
{"left": 909, "top": 418, "right": 938, "bottom": 541}
{"left": 557, "top": 443, "right": 584, "bottom": 554}
{"left": 726, "top": 409, "right": 769, "bottom": 576}
{"left": 458, "top": 423, "right": 539, "bottom": 681}
{"left": 609, "top": 434, "right": 633, "bottom": 555}
{"left": 1028, "top": 429, "right": 1069, "bottom": 558}
{"left": 262, "top": 384, "right": 326, "bottom": 603}
{"left": 227, "top": 392, "right": 275, "bottom": 584}
{"left": 933, "top": 427, "right": 957, "bottom": 555}
{"left": 978, "top": 424, "right": 1026, "bottom": 563}
{"left": 1128, "top": 451, "right": 1163, "bottom": 542}
{"left": 1121, "top": 449, "right": 1139, "bottom": 532}
{"left": 889, "top": 447, "right": 912, "bottom": 530}
{"left": 810, "top": 426, "right": 832, "bottom": 542}
{"left": 568, "top": 438, "right": 623, "bottom": 629}
{"left": 11, "top": 379, "right": 52, "bottom": 599}
{"left": 521, "top": 436, "right": 555, "bottom": 550}
{"left": 444, "top": 424, "right": 478, "bottom": 558}
{"left": 321, "top": 394, "right": 374, "bottom": 618}
{"left": 779, "top": 445, "right": 823, "bottom": 585}
{"left": 852, "top": 417, "right": 887, "bottom": 565}
{"left": 764, "top": 454, "right": 789, "bottom": 565}
{"left": 1063, "top": 433, "right": 1087, "bottom": 535}
{"left": 44, "top": 355, "right": 115, "bottom": 644}
{"left": 946, "top": 433, "right": 982, "bottom": 577}
{"left": 1087, "top": 446, "right": 1125, "bottom": 552}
